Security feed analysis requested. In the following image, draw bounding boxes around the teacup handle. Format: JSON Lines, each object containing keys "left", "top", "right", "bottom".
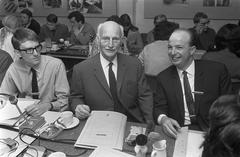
{"left": 151, "top": 150, "right": 157, "bottom": 157}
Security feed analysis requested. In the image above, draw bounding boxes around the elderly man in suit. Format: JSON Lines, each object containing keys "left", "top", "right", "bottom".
{"left": 70, "top": 21, "right": 153, "bottom": 123}
{"left": 153, "top": 28, "right": 232, "bottom": 138}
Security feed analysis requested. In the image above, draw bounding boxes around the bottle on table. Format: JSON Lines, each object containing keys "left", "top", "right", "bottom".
{"left": 134, "top": 134, "right": 148, "bottom": 157}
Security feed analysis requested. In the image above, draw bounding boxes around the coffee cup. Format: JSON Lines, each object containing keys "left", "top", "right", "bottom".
{"left": 58, "top": 111, "right": 73, "bottom": 128}
{"left": 151, "top": 140, "right": 167, "bottom": 157}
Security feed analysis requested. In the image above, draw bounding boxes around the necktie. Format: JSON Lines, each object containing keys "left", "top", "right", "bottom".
{"left": 108, "top": 62, "right": 120, "bottom": 111}
{"left": 183, "top": 71, "right": 196, "bottom": 124}
{"left": 31, "top": 68, "right": 39, "bottom": 99}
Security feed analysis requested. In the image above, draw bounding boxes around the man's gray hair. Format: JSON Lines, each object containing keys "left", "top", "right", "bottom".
{"left": 96, "top": 21, "right": 124, "bottom": 38}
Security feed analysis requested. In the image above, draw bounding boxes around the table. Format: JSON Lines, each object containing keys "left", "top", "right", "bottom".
{"left": 42, "top": 45, "right": 88, "bottom": 71}
{"left": 32, "top": 121, "right": 175, "bottom": 157}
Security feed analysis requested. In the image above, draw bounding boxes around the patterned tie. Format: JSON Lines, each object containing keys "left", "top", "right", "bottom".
{"left": 31, "top": 68, "right": 39, "bottom": 99}
{"left": 183, "top": 71, "right": 196, "bottom": 124}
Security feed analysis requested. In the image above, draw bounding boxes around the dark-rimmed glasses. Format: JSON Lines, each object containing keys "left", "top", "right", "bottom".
{"left": 18, "top": 44, "right": 42, "bottom": 54}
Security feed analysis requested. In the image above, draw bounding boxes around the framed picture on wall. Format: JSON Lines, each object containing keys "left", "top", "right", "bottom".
{"left": 32, "top": 0, "right": 117, "bottom": 17}
{"left": 144, "top": 0, "right": 240, "bottom": 19}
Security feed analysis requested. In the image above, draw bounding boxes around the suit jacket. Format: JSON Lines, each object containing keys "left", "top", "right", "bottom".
{"left": 153, "top": 60, "right": 232, "bottom": 130}
{"left": 71, "top": 53, "right": 153, "bottom": 123}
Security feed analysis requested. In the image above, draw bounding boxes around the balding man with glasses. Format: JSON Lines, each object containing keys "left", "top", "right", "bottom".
{"left": 0, "top": 28, "right": 70, "bottom": 116}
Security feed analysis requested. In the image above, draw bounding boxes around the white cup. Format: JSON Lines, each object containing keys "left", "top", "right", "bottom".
{"left": 64, "top": 40, "right": 70, "bottom": 46}
{"left": 59, "top": 111, "right": 73, "bottom": 127}
{"left": 151, "top": 140, "right": 167, "bottom": 157}
{"left": 48, "top": 152, "right": 66, "bottom": 157}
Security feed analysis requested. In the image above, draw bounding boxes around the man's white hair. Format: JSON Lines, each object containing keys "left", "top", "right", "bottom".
{"left": 96, "top": 21, "right": 124, "bottom": 38}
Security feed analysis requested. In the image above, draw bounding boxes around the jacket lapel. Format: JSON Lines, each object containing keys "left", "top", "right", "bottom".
{"left": 116, "top": 54, "right": 127, "bottom": 93}
{"left": 93, "top": 54, "right": 112, "bottom": 97}
{"left": 194, "top": 61, "right": 204, "bottom": 115}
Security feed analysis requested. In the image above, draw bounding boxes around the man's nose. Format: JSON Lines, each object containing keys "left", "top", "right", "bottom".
{"left": 32, "top": 49, "right": 39, "bottom": 56}
{"left": 108, "top": 39, "right": 114, "bottom": 47}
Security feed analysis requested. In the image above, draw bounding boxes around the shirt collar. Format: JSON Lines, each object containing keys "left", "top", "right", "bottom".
{"left": 177, "top": 60, "right": 195, "bottom": 77}
{"left": 100, "top": 53, "right": 118, "bottom": 68}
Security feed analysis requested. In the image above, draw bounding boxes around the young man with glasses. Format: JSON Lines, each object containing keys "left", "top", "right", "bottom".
{"left": 0, "top": 28, "right": 70, "bottom": 116}
{"left": 189, "top": 12, "right": 216, "bottom": 51}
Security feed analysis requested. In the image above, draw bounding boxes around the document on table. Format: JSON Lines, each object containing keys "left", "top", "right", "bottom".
{"left": 89, "top": 147, "right": 134, "bottom": 157}
{"left": 75, "top": 111, "right": 127, "bottom": 150}
{"left": 173, "top": 127, "right": 204, "bottom": 157}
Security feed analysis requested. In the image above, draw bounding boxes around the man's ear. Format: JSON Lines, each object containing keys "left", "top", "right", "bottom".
{"left": 14, "top": 49, "right": 22, "bottom": 58}
{"left": 190, "top": 45, "right": 196, "bottom": 55}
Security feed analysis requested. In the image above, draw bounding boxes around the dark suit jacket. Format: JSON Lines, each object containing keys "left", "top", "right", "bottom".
{"left": 71, "top": 53, "right": 153, "bottom": 123}
{"left": 153, "top": 60, "right": 232, "bottom": 130}
{"left": 0, "top": 50, "right": 13, "bottom": 85}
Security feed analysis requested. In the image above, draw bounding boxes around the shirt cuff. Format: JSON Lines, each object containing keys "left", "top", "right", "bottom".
{"left": 157, "top": 114, "right": 167, "bottom": 125}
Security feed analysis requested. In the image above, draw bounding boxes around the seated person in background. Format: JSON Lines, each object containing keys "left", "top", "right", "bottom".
{"left": 138, "top": 21, "right": 178, "bottom": 90}
{"left": 68, "top": 11, "right": 96, "bottom": 45}
{"left": 153, "top": 29, "right": 232, "bottom": 138}
{"left": 21, "top": 9, "right": 41, "bottom": 35}
{"left": 39, "top": 14, "right": 69, "bottom": 42}
{"left": 120, "top": 14, "right": 143, "bottom": 56}
{"left": 139, "top": 20, "right": 179, "bottom": 76}
{"left": 0, "top": 49, "right": 13, "bottom": 85}
{"left": 70, "top": 21, "right": 153, "bottom": 123}
{"left": 0, "top": 28, "right": 70, "bottom": 116}
{"left": 202, "top": 94, "right": 240, "bottom": 157}
{"left": 189, "top": 12, "right": 216, "bottom": 51}
{"left": 0, "top": 14, "right": 21, "bottom": 61}
{"left": 202, "top": 24, "right": 240, "bottom": 79}
{"left": 146, "top": 14, "right": 179, "bottom": 45}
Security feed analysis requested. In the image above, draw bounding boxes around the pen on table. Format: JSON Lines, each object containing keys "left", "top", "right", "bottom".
{"left": 192, "top": 91, "right": 204, "bottom": 95}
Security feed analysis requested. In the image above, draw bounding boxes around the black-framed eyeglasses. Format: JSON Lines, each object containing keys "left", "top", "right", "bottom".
{"left": 18, "top": 44, "right": 42, "bottom": 54}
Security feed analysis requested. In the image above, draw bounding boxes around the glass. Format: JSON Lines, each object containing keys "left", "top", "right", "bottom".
{"left": 101, "top": 37, "right": 121, "bottom": 45}
{"left": 45, "top": 38, "right": 52, "bottom": 48}
{"left": 18, "top": 44, "right": 42, "bottom": 54}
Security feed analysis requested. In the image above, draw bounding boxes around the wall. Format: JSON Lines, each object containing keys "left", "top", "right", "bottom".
{"left": 2, "top": 0, "right": 238, "bottom": 33}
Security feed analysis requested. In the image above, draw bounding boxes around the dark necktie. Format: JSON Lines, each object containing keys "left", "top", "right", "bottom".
{"left": 108, "top": 62, "right": 120, "bottom": 111}
{"left": 31, "top": 68, "right": 39, "bottom": 99}
{"left": 183, "top": 71, "right": 196, "bottom": 124}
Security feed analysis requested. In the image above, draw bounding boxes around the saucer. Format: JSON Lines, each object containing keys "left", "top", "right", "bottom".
{"left": 55, "top": 117, "right": 79, "bottom": 129}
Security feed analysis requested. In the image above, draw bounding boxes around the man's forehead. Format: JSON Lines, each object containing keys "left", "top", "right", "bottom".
{"left": 100, "top": 22, "right": 121, "bottom": 36}
{"left": 169, "top": 31, "right": 190, "bottom": 43}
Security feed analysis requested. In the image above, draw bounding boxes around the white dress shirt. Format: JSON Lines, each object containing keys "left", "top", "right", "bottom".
{"left": 100, "top": 53, "right": 118, "bottom": 86}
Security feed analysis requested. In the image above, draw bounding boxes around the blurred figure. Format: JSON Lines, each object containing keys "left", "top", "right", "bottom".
{"left": 202, "top": 24, "right": 240, "bottom": 79}
{"left": 189, "top": 12, "right": 216, "bottom": 51}
{"left": 0, "top": 14, "right": 21, "bottom": 60}
{"left": 120, "top": 14, "right": 143, "bottom": 56}
{"left": 202, "top": 94, "right": 240, "bottom": 157}
{"left": 68, "top": 11, "right": 95, "bottom": 45}
{"left": 39, "top": 13, "right": 69, "bottom": 42}
{"left": 20, "top": 9, "right": 41, "bottom": 35}
{"left": 0, "top": 49, "right": 13, "bottom": 85}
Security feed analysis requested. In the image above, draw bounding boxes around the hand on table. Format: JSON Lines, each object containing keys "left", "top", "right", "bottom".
{"left": 161, "top": 116, "right": 181, "bottom": 139}
{"left": 25, "top": 102, "right": 51, "bottom": 116}
{"left": 75, "top": 104, "right": 90, "bottom": 119}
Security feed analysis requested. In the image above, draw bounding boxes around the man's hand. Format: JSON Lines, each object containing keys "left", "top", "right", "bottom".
{"left": 161, "top": 116, "right": 181, "bottom": 138}
{"left": 25, "top": 102, "right": 51, "bottom": 116}
{"left": 75, "top": 104, "right": 90, "bottom": 119}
